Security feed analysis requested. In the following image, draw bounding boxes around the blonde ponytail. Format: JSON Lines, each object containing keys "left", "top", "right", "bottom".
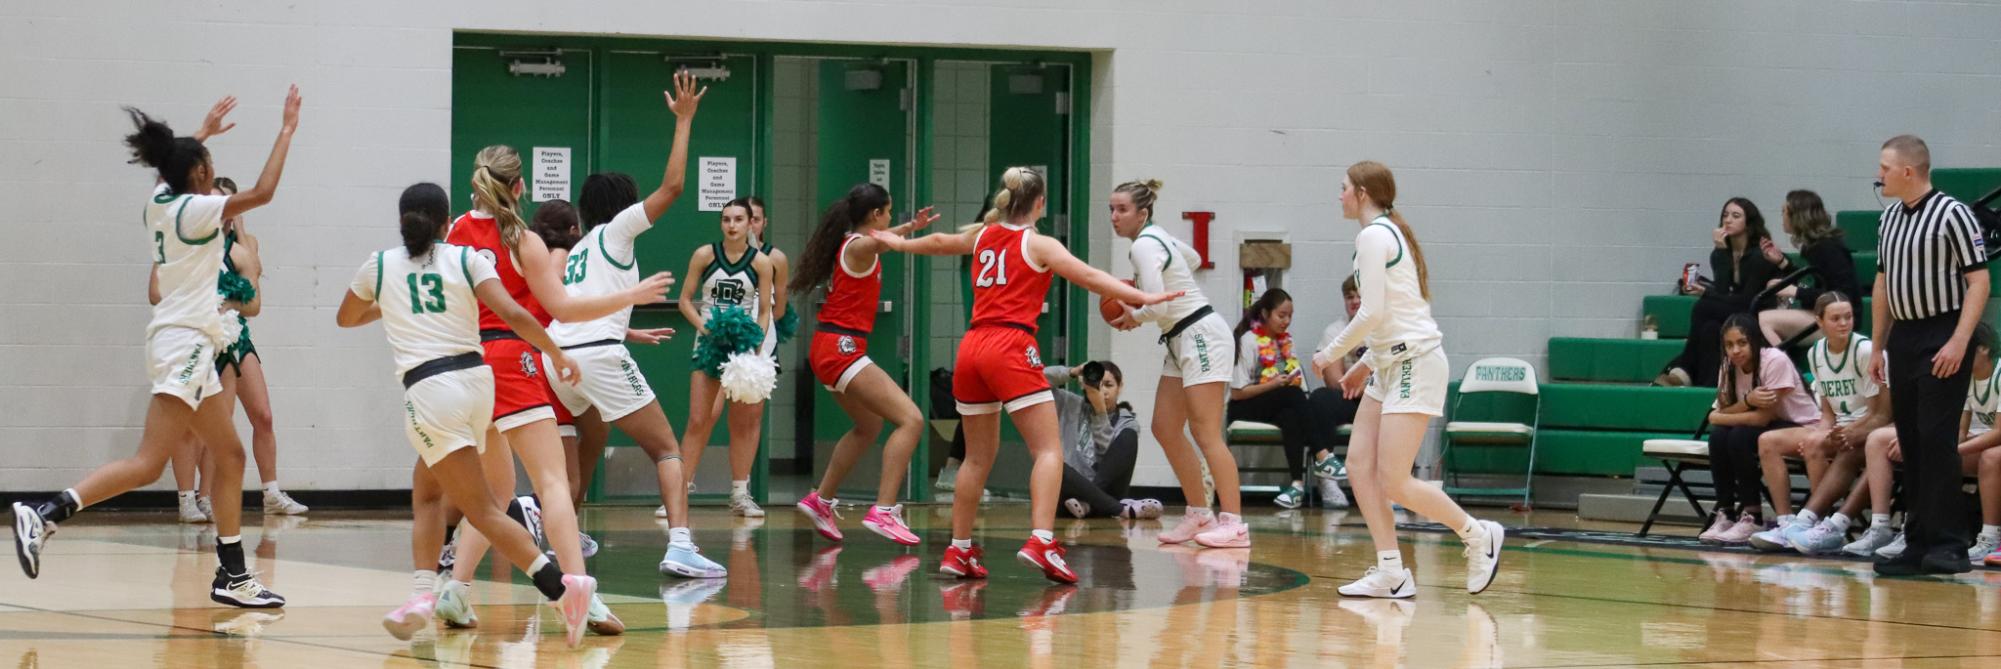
{"left": 472, "top": 145, "right": 527, "bottom": 253}
{"left": 982, "top": 166, "right": 1047, "bottom": 227}
{"left": 1347, "top": 160, "right": 1428, "bottom": 300}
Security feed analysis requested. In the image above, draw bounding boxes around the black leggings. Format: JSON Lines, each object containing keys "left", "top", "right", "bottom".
{"left": 1670, "top": 294, "right": 1751, "bottom": 387}
{"left": 1228, "top": 386, "right": 1355, "bottom": 481}
{"left": 1707, "top": 422, "right": 1794, "bottom": 518}
{"left": 1060, "top": 429, "right": 1141, "bottom": 517}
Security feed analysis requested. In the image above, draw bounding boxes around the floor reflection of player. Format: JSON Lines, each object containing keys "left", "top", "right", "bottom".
{"left": 1337, "top": 598, "right": 1414, "bottom": 669}
{"left": 1460, "top": 603, "right": 1503, "bottom": 669}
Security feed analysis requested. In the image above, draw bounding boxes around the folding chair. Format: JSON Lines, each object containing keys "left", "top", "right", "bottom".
{"left": 1442, "top": 357, "right": 1540, "bottom": 507}
{"left": 1638, "top": 419, "right": 1711, "bottom": 537}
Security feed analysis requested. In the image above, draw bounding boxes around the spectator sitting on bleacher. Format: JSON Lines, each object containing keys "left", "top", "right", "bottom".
{"left": 1658, "top": 198, "right": 1784, "bottom": 387}
{"left": 1230, "top": 288, "right": 1351, "bottom": 510}
{"left": 1758, "top": 190, "right": 1861, "bottom": 347}
{"left": 1699, "top": 314, "right": 1823, "bottom": 546}
{"left": 1860, "top": 322, "right": 1998, "bottom": 563}
{"left": 1049, "top": 361, "right": 1163, "bottom": 520}
{"left": 1748, "top": 292, "right": 1876, "bottom": 551}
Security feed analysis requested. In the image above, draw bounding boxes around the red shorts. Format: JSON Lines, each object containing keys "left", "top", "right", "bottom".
{"left": 481, "top": 337, "right": 557, "bottom": 431}
{"left": 952, "top": 326, "right": 1055, "bottom": 415}
{"left": 809, "top": 330, "right": 874, "bottom": 393}
{"left": 546, "top": 374, "right": 575, "bottom": 435}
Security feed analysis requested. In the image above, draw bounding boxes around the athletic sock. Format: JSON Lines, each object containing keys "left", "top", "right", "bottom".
{"left": 1982, "top": 524, "right": 2001, "bottom": 540}
{"left": 1218, "top": 512, "right": 1243, "bottom": 526}
{"left": 1828, "top": 513, "right": 1853, "bottom": 531}
{"left": 1185, "top": 506, "right": 1214, "bottom": 520}
{"left": 951, "top": 538, "right": 974, "bottom": 550}
{"left": 1454, "top": 517, "right": 1482, "bottom": 540}
{"left": 38, "top": 489, "right": 81, "bottom": 525}
{"left": 668, "top": 527, "right": 693, "bottom": 548}
{"left": 731, "top": 480, "right": 750, "bottom": 497}
{"left": 1030, "top": 529, "right": 1055, "bottom": 543}
{"left": 528, "top": 556, "right": 566, "bottom": 601}
{"left": 1377, "top": 550, "right": 1404, "bottom": 572}
{"left": 1797, "top": 509, "right": 1819, "bottom": 525}
{"left": 179, "top": 491, "right": 198, "bottom": 502}
{"left": 413, "top": 570, "right": 437, "bottom": 595}
{"left": 217, "top": 536, "right": 246, "bottom": 576}
{"left": 263, "top": 481, "right": 282, "bottom": 496}
{"left": 1872, "top": 513, "right": 1892, "bottom": 529}
{"left": 875, "top": 505, "right": 895, "bottom": 514}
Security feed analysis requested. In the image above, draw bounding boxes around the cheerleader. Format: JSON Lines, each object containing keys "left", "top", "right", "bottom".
{"left": 1312, "top": 161, "right": 1504, "bottom": 598}
{"left": 790, "top": 183, "right": 940, "bottom": 545}
{"left": 678, "top": 198, "right": 777, "bottom": 516}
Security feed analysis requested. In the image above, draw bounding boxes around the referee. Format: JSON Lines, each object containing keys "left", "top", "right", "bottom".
{"left": 1868, "top": 134, "right": 1990, "bottom": 575}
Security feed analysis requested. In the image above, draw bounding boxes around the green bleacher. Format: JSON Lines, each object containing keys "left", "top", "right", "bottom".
{"left": 1445, "top": 167, "right": 2000, "bottom": 485}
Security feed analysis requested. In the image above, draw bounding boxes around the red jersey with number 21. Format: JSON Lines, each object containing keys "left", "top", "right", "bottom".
{"left": 969, "top": 222, "right": 1052, "bottom": 332}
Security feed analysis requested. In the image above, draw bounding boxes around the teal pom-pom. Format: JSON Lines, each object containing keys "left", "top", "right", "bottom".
{"left": 691, "top": 306, "right": 765, "bottom": 377}
{"left": 774, "top": 309, "right": 800, "bottom": 344}
{"left": 217, "top": 270, "right": 257, "bottom": 304}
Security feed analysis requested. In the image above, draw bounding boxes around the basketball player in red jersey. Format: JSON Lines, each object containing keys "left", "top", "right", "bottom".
{"left": 790, "top": 183, "right": 941, "bottom": 546}
{"left": 872, "top": 167, "right": 1181, "bottom": 584}
{"left": 431, "top": 144, "right": 673, "bottom": 632}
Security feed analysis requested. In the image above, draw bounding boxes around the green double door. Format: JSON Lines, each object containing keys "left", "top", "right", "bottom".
{"left": 450, "top": 47, "right": 766, "bottom": 498}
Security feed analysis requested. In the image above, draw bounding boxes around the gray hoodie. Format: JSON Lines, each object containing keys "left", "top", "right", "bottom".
{"left": 1045, "top": 365, "right": 1138, "bottom": 473}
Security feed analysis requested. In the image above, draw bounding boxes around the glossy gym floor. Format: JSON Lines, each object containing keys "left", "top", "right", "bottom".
{"left": 4, "top": 504, "right": 2001, "bottom": 668}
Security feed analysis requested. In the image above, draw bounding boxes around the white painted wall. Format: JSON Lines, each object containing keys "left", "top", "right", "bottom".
{"left": 4, "top": 1, "right": 1997, "bottom": 491}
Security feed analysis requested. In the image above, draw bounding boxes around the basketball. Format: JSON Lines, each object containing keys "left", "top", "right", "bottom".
{"left": 1100, "top": 280, "right": 1136, "bottom": 323}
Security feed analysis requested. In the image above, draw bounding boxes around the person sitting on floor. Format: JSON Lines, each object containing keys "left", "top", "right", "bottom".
{"left": 1053, "top": 361, "right": 1164, "bottom": 520}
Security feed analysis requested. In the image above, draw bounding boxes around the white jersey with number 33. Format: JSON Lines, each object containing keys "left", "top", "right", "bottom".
{"left": 549, "top": 202, "right": 654, "bottom": 346}
{"left": 350, "top": 243, "right": 500, "bottom": 376}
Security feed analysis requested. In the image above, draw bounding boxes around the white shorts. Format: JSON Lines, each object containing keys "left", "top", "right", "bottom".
{"left": 1365, "top": 347, "right": 1448, "bottom": 417}
{"left": 1161, "top": 312, "right": 1234, "bottom": 387}
{"left": 147, "top": 326, "right": 224, "bottom": 410}
{"left": 544, "top": 344, "right": 656, "bottom": 423}
{"left": 405, "top": 366, "right": 495, "bottom": 467}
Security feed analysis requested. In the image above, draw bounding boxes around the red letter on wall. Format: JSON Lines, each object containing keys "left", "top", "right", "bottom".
{"left": 1182, "top": 211, "right": 1215, "bottom": 269}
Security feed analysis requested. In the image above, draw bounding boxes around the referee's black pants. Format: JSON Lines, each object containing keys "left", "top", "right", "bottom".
{"left": 1887, "top": 312, "right": 1975, "bottom": 562}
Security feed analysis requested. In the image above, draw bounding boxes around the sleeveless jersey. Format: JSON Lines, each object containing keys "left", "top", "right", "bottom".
{"left": 445, "top": 211, "right": 551, "bottom": 332}
{"left": 145, "top": 184, "right": 228, "bottom": 338}
{"left": 1807, "top": 333, "right": 1876, "bottom": 426}
{"left": 969, "top": 222, "right": 1054, "bottom": 332}
{"left": 348, "top": 244, "right": 499, "bottom": 376}
{"left": 1968, "top": 371, "right": 2001, "bottom": 437}
{"left": 548, "top": 203, "right": 652, "bottom": 346}
{"left": 697, "top": 242, "right": 761, "bottom": 318}
{"left": 818, "top": 234, "right": 881, "bottom": 333}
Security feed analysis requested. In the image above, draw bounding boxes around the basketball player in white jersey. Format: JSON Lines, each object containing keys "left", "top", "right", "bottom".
{"left": 1313, "top": 161, "right": 1505, "bottom": 598}
{"left": 679, "top": 197, "right": 777, "bottom": 516}
{"left": 544, "top": 71, "right": 727, "bottom": 577}
{"left": 12, "top": 91, "right": 297, "bottom": 608}
{"left": 339, "top": 182, "right": 600, "bottom": 646}
{"left": 1104, "top": 178, "right": 1250, "bottom": 548}
{"left": 1750, "top": 291, "right": 1879, "bottom": 550}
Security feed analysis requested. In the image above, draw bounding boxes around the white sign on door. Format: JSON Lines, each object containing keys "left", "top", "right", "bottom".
{"left": 868, "top": 159, "right": 891, "bottom": 188}
{"left": 699, "top": 157, "right": 736, "bottom": 212}
{"left": 531, "top": 147, "right": 570, "bottom": 202}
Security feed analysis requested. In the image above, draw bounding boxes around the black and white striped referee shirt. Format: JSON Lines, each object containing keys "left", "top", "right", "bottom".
{"left": 1877, "top": 189, "right": 1989, "bottom": 321}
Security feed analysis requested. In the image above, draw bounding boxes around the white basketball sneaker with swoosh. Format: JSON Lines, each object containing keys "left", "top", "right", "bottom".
{"left": 1338, "top": 567, "right": 1416, "bottom": 599}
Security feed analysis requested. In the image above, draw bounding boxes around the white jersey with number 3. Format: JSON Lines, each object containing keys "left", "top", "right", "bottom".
{"left": 146, "top": 184, "right": 229, "bottom": 338}
{"left": 349, "top": 243, "right": 500, "bottom": 376}
{"left": 549, "top": 203, "right": 653, "bottom": 346}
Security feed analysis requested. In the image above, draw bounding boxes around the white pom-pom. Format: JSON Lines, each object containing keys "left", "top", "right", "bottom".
{"left": 720, "top": 352, "right": 778, "bottom": 404}
{"left": 214, "top": 309, "right": 244, "bottom": 351}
